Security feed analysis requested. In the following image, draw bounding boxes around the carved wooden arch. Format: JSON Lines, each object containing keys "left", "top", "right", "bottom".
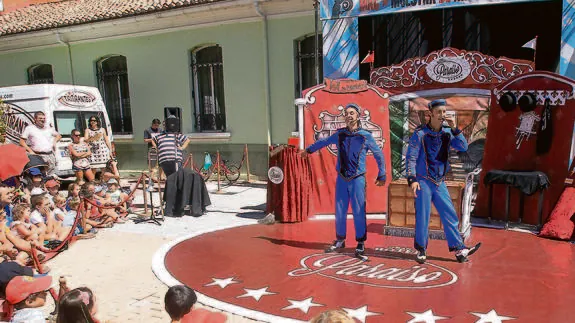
{"left": 369, "top": 47, "right": 535, "bottom": 91}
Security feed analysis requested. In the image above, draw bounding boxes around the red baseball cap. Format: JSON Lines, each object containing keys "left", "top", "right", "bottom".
{"left": 5, "top": 275, "right": 52, "bottom": 304}
{"left": 45, "top": 179, "right": 60, "bottom": 188}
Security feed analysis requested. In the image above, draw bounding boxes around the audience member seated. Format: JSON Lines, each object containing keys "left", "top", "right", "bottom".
{"left": 80, "top": 183, "right": 116, "bottom": 228}
{"left": 309, "top": 310, "right": 355, "bottom": 323}
{"left": 45, "top": 180, "right": 61, "bottom": 205}
{"left": 57, "top": 287, "right": 101, "bottom": 323}
{"left": 106, "top": 179, "right": 130, "bottom": 217}
{"left": 164, "top": 285, "right": 226, "bottom": 323}
{"left": 93, "top": 184, "right": 125, "bottom": 224}
{"left": 10, "top": 204, "right": 45, "bottom": 247}
{"left": 30, "top": 195, "right": 71, "bottom": 242}
{"left": 5, "top": 275, "right": 52, "bottom": 323}
{"left": 0, "top": 261, "right": 35, "bottom": 299}
{"left": 66, "top": 184, "right": 81, "bottom": 211}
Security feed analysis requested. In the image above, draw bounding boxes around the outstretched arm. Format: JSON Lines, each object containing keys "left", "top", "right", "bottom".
{"left": 365, "top": 134, "right": 386, "bottom": 182}
{"left": 304, "top": 132, "right": 339, "bottom": 154}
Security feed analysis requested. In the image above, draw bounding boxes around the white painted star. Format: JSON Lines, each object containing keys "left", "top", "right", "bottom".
{"left": 237, "top": 287, "right": 277, "bottom": 301}
{"left": 342, "top": 305, "right": 382, "bottom": 323}
{"left": 406, "top": 309, "right": 449, "bottom": 323}
{"left": 470, "top": 310, "right": 516, "bottom": 323}
{"left": 282, "top": 297, "right": 324, "bottom": 314}
{"left": 204, "top": 277, "right": 240, "bottom": 289}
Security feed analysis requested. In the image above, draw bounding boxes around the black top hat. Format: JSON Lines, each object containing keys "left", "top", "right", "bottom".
{"left": 518, "top": 92, "right": 537, "bottom": 112}
{"left": 499, "top": 92, "right": 516, "bottom": 112}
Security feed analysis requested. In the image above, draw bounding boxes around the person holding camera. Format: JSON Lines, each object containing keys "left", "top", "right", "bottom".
{"left": 406, "top": 99, "right": 481, "bottom": 264}
{"left": 152, "top": 117, "right": 190, "bottom": 177}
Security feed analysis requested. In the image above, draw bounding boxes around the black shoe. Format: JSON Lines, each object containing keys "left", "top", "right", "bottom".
{"left": 455, "top": 242, "right": 482, "bottom": 263}
{"left": 416, "top": 250, "right": 427, "bottom": 264}
{"left": 325, "top": 240, "right": 345, "bottom": 253}
{"left": 355, "top": 242, "right": 365, "bottom": 257}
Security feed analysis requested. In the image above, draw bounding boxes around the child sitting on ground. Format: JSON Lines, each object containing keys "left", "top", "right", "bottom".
{"left": 66, "top": 183, "right": 81, "bottom": 211}
{"left": 57, "top": 286, "right": 100, "bottom": 323}
{"left": 65, "top": 198, "right": 96, "bottom": 239}
{"left": 106, "top": 179, "right": 131, "bottom": 217}
{"left": 6, "top": 275, "right": 52, "bottom": 323}
{"left": 165, "top": 285, "right": 227, "bottom": 323}
{"left": 93, "top": 184, "right": 125, "bottom": 224}
{"left": 30, "top": 195, "right": 71, "bottom": 242}
{"left": 10, "top": 204, "right": 45, "bottom": 246}
{"left": 53, "top": 194, "right": 68, "bottom": 223}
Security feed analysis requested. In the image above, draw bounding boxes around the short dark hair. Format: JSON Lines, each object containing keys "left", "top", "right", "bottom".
{"left": 34, "top": 111, "right": 45, "bottom": 118}
{"left": 164, "top": 285, "right": 197, "bottom": 320}
{"left": 71, "top": 129, "right": 81, "bottom": 136}
{"left": 152, "top": 119, "right": 161, "bottom": 125}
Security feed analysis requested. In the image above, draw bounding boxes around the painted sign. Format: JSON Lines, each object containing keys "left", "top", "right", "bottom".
{"left": 425, "top": 56, "right": 471, "bottom": 83}
{"left": 313, "top": 105, "right": 385, "bottom": 156}
{"left": 0, "top": 103, "right": 34, "bottom": 143}
{"left": 56, "top": 90, "right": 97, "bottom": 108}
{"left": 321, "top": 0, "right": 548, "bottom": 19}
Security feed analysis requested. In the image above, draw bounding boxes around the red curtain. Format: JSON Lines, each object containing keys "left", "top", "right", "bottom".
{"left": 266, "top": 146, "right": 313, "bottom": 223}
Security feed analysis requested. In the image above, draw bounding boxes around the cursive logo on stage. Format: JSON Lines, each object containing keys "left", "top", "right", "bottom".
{"left": 287, "top": 249, "right": 458, "bottom": 289}
{"left": 426, "top": 57, "right": 471, "bottom": 84}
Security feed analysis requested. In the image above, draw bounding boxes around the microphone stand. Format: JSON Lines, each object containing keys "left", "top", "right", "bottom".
{"left": 134, "top": 174, "right": 164, "bottom": 226}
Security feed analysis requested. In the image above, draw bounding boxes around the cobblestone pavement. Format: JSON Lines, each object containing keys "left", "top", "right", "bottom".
{"left": 42, "top": 180, "right": 267, "bottom": 323}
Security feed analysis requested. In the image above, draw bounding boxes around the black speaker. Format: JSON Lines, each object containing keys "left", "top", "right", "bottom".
{"left": 499, "top": 92, "right": 517, "bottom": 112}
{"left": 518, "top": 93, "right": 537, "bottom": 112}
{"left": 164, "top": 107, "right": 182, "bottom": 133}
{"left": 165, "top": 117, "right": 180, "bottom": 133}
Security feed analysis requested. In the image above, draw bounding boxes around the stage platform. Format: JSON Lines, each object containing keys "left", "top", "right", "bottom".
{"left": 153, "top": 220, "right": 574, "bottom": 323}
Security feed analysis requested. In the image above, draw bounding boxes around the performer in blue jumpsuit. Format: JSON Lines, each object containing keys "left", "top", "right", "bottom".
{"left": 301, "top": 104, "right": 386, "bottom": 257}
{"left": 406, "top": 99, "right": 481, "bottom": 263}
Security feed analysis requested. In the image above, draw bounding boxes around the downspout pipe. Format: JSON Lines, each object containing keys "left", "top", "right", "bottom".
{"left": 254, "top": 0, "right": 272, "bottom": 146}
{"left": 56, "top": 32, "right": 75, "bottom": 85}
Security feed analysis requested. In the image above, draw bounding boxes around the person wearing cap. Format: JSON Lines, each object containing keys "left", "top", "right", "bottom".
{"left": 5, "top": 275, "right": 52, "bottom": 323}
{"left": 45, "top": 179, "right": 60, "bottom": 201}
{"left": 107, "top": 178, "right": 130, "bottom": 216}
{"left": 300, "top": 103, "right": 386, "bottom": 258}
{"left": 145, "top": 119, "right": 163, "bottom": 170}
{"left": 406, "top": 99, "right": 481, "bottom": 264}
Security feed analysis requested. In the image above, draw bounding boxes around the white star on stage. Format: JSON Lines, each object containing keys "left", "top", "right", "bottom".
{"left": 282, "top": 297, "right": 324, "bottom": 314}
{"left": 342, "top": 305, "right": 382, "bottom": 323}
{"left": 406, "top": 309, "right": 449, "bottom": 323}
{"left": 204, "top": 277, "right": 240, "bottom": 289}
{"left": 237, "top": 287, "right": 277, "bottom": 302}
{"left": 470, "top": 310, "right": 516, "bottom": 323}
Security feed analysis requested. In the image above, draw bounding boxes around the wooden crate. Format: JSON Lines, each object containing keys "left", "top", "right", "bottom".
{"left": 388, "top": 179, "right": 464, "bottom": 230}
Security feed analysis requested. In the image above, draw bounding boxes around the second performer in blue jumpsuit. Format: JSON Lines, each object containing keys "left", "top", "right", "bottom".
{"left": 301, "top": 104, "right": 386, "bottom": 257}
{"left": 406, "top": 99, "right": 481, "bottom": 263}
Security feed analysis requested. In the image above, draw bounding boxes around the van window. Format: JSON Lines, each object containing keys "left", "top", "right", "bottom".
{"left": 54, "top": 112, "right": 82, "bottom": 137}
{"left": 53, "top": 111, "right": 108, "bottom": 137}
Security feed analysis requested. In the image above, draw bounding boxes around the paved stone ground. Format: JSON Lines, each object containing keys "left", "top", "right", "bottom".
{"left": 42, "top": 180, "right": 267, "bottom": 323}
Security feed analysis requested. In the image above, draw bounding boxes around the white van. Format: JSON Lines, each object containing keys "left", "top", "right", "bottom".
{"left": 0, "top": 84, "right": 114, "bottom": 180}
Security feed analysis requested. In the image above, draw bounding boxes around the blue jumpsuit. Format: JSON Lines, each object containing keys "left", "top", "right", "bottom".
{"left": 406, "top": 124, "right": 468, "bottom": 252}
{"left": 306, "top": 127, "right": 386, "bottom": 242}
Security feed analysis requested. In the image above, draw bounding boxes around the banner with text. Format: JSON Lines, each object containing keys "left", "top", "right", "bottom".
{"left": 321, "top": 0, "right": 549, "bottom": 20}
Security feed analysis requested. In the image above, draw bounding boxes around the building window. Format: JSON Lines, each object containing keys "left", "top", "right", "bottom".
{"left": 191, "top": 45, "right": 226, "bottom": 132}
{"left": 27, "top": 64, "right": 54, "bottom": 84}
{"left": 295, "top": 34, "right": 323, "bottom": 98}
{"left": 96, "top": 55, "right": 133, "bottom": 135}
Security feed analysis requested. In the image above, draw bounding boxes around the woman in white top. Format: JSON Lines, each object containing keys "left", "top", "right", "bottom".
{"left": 84, "top": 116, "right": 112, "bottom": 171}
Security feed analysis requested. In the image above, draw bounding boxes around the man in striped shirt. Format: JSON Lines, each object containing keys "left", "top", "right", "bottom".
{"left": 152, "top": 130, "right": 190, "bottom": 177}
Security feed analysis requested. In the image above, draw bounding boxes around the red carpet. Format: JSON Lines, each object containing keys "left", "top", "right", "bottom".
{"left": 164, "top": 220, "right": 575, "bottom": 322}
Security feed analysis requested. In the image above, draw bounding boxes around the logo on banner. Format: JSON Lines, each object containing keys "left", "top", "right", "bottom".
{"left": 426, "top": 57, "right": 471, "bottom": 83}
{"left": 313, "top": 105, "right": 384, "bottom": 156}
{"left": 57, "top": 90, "right": 97, "bottom": 108}
{"left": 268, "top": 166, "right": 284, "bottom": 184}
{"left": 0, "top": 103, "right": 34, "bottom": 144}
{"left": 288, "top": 247, "right": 458, "bottom": 289}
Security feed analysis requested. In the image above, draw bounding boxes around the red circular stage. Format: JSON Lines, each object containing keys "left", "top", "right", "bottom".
{"left": 153, "top": 220, "right": 575, "bottom": 322}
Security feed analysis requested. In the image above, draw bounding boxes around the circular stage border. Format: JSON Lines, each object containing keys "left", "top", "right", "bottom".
{"left": 151, "top": 222, "right": 304, "bottom": 323}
